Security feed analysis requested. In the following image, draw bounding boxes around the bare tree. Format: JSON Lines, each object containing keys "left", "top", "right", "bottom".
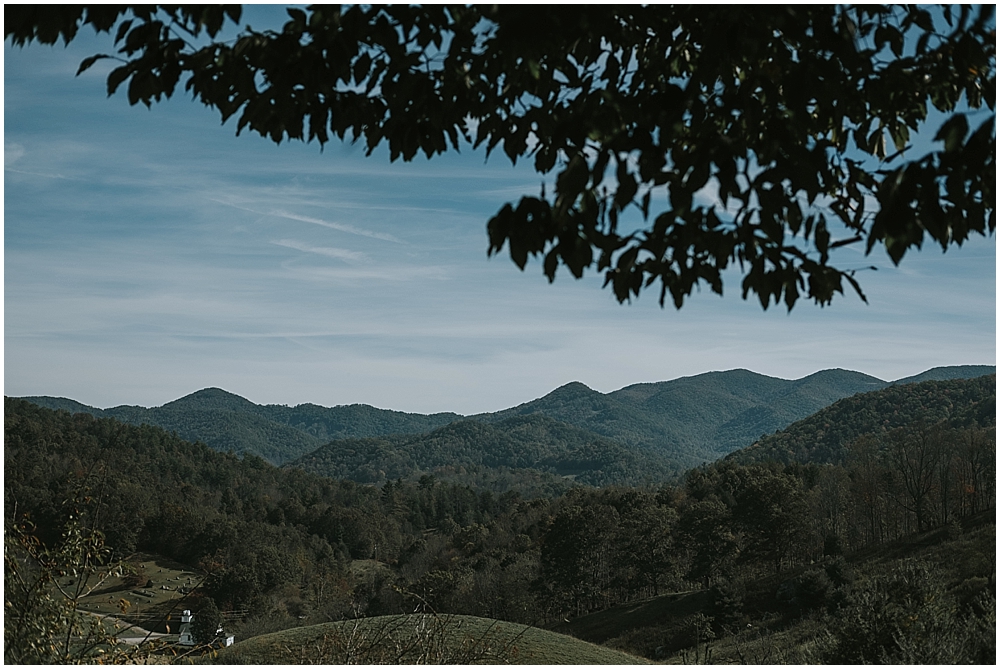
{"left": 887, "top": 425, "right": 944, "bottom": 533}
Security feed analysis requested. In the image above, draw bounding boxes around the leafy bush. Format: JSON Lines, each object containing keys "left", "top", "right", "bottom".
{"left": 793, "top": 569, "right": 832, "bottom": 613}
{"left": 823, "top": 559, "right": 995, "bottom": 664}
{"left": 4, "top": 506, "right": 156, "bottom": 664}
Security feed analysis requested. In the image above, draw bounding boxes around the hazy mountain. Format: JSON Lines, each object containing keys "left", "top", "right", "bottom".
{"left": 20, "top": 388, "right": 460, "bottom": 465}
{"left": 16, "top": 396, "right": 100, "bottom": 415}
{"left": 19, "top": 364, "right": 993, "bottom": 468}
{"left": 474, "top": 367, "right": 890, "bottom": 462}
{"left": 162, "top": 386, "right": 264, "bottom": 414}
{"left": 726, "top": 375, "right": 996, "bottom": 466}
{"left": 892, "top": 364, "right": 996, "bottom": 385}
{"left": 260, "top": 402, "right": 463, "bottom": 443}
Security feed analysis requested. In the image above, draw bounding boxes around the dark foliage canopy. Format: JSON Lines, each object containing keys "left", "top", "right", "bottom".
{"left": 5, "top": 5, "right": 995, "bottom": 309}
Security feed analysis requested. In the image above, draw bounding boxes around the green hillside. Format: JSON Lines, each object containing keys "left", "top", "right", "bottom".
{"left": 197, "top": 614, "right": 649, "bottom": 664}
{"left": 19, "top": 364, "right": 994, "bottom": 469}
{"left": 261, "top": 401, "right": 463, "bottom": 443}
{"left": 162, "top": 387, "right": 263, "bottom": 414}
{"left": 727, "top": 375, "right": 996, "bottom": 466}
{"left": 551, "top": 512, "right": 995, "bottom": 664}
{"left": 18, "top": 396, "right": 100, "bottom": 415}
{"left": 893, "top": 364, "right": 996, "bottom": 385}
{"left": 480, "top": 381, "right": 684, "bottom": 458}
{"left": 20, "top": 389, "right": 462, "bottom": 466}
{"left": 477, "top": 368, "right": 890, "bottom": 463}
{"left": 114, "top": 406, "right": 323, "bottom": 464}
{"left": 6, "top": 396, "right": 993, "bottom": 665}
{"left": 287, "top": 413, "right": 681, "bottom": 487}
{"left": 623, "top": 368, "right": 887, "bottom": 456}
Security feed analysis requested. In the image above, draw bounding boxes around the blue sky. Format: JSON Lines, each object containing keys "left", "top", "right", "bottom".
{"left": 4, "top": 9, "right": 996, "bottom": 414}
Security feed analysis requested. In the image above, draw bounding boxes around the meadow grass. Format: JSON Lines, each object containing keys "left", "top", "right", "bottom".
{"left": 194, "top": 613, "right": 650, "bottom": 664}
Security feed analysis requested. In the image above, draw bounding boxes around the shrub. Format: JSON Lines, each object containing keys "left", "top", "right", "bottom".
{"left": 794, "top": 569, "right": 832, "bottom": 613}
{"left": 4, "top": 507, "right": 157, "bottom": 664}
{"left": 823, "top": 559, "right": 995, "bottom": 664}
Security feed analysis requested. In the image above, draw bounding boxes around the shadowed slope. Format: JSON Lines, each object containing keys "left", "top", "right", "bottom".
{"left": 727, "top": 375, "right": 996, "bottom": 466}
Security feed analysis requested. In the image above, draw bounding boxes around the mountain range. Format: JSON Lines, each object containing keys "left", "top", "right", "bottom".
{"left": 19, "top": 364, "right": 994, "bottom": 474}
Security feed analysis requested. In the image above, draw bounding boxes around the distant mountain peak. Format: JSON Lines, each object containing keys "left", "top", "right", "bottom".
{"left": 162, "top": 387, "right": 258, "bottom": 412}
{"left": 185, "top": 387, "right": 240, "bottom": 397}
{"left": 552, "top": 381, "right": 595, "bottom": 393}
{"left": 531, "top": 381, "right": 604, "bottom": 406}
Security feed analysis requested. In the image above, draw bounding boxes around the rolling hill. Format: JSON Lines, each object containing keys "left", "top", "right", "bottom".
{"left": 287, "top": 413, "right": 682, "bottom": 487}
{"left": 726, "top": 375, "right": 996, "bottom": 466}
{"left": 549, "top": 510, "right": 995, "bottom": 663}
{"left": 20, "top": 388, "right": 462, "bottom": 465}
{"left": 472, "top": 366, "right": 976, "bottom": 463}
{"left": 892, "top": 364, "right": 996, "bottom": 385}
{"left": 196, "top": 614, "right": 650, "bottom": 664}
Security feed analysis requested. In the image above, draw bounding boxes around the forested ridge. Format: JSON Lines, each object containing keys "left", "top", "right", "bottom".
{"left": 287, "top": 413, "right": 682, "bottom": 489}
{"left": 469, "top": 369, "right": 894, "bottom": 462}
{"left": 5, "top": 375, "right": 995, "bottom": 663}
{"left": 20, "top": 364, "right": 993, "bottom": 471}
{"left": 730, "top": 375, "right": 996, "bottom": 466}
{"left": 20, "top": 388, "right": 464, "bottom": 465}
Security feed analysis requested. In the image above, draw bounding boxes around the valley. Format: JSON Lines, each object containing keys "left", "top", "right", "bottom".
{"left": 5, "top": 366, "right": 995, "bottom": 664}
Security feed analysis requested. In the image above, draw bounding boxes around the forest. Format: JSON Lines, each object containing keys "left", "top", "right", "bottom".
{"left": 4, "top": 374, "right": 995, "bottom": 663}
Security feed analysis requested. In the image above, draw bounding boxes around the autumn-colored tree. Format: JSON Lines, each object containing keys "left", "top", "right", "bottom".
{"left": 4, "top": 506, "right": 154, "bottom": 664}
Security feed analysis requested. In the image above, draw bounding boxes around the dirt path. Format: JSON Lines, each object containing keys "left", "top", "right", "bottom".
{"left": 84, "top": 611, "right": 176, "bottom": 646}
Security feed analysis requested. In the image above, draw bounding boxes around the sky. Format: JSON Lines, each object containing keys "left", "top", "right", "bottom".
{"left": 4, "top": 8, "right": 996, "bottom": 415}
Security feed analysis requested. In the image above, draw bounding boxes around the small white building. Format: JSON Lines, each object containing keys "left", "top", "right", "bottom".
{"left": 178, "top": 610, "right": 195, "bottom": 646}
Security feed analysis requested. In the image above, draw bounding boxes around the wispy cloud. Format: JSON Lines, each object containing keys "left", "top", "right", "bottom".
{"left": 5, "top": 142, "right": 25, "bottom": 165}
{"left": 282, "top": 263, "right": 449, "bottom": 283}
{"left": 271, "top": 210, "right": 406, "bottom": 243}
{"left": 208, "top": 198, "right": 407, "bottom": 244}
{"left": 272, "top": 238, "right": 367, "bottom": 262}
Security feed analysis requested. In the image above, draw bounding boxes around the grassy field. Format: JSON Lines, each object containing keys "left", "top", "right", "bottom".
{"left": 194, "top": 614, "right": 650, "bottom": 664}
{"left": 71, "top": 552, "right": 207, "bottom": 636}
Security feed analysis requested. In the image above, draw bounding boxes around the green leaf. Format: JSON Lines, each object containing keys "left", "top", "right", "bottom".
{"left": 888, "top": 26, "right": 903, "bottom": 57}
{"left": 933, "top": 115, "right": 969, "bottom": 153}
{"left": 556, "top": 155, "right": 590, "bottom": 200}
{"left": 106, "top": 65, "right": 131, "bottom": 96}
{"left": 889, "top": 123, "right": 909, "bottom": 152}
{"left": 114, "top": 19, "right": 132, "bottom": 45}
{"left": 76, "top": 54, "right": 110, "bottom": 76}
{"left": 285, "top": 7, "right": 306, "bottom": 29}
